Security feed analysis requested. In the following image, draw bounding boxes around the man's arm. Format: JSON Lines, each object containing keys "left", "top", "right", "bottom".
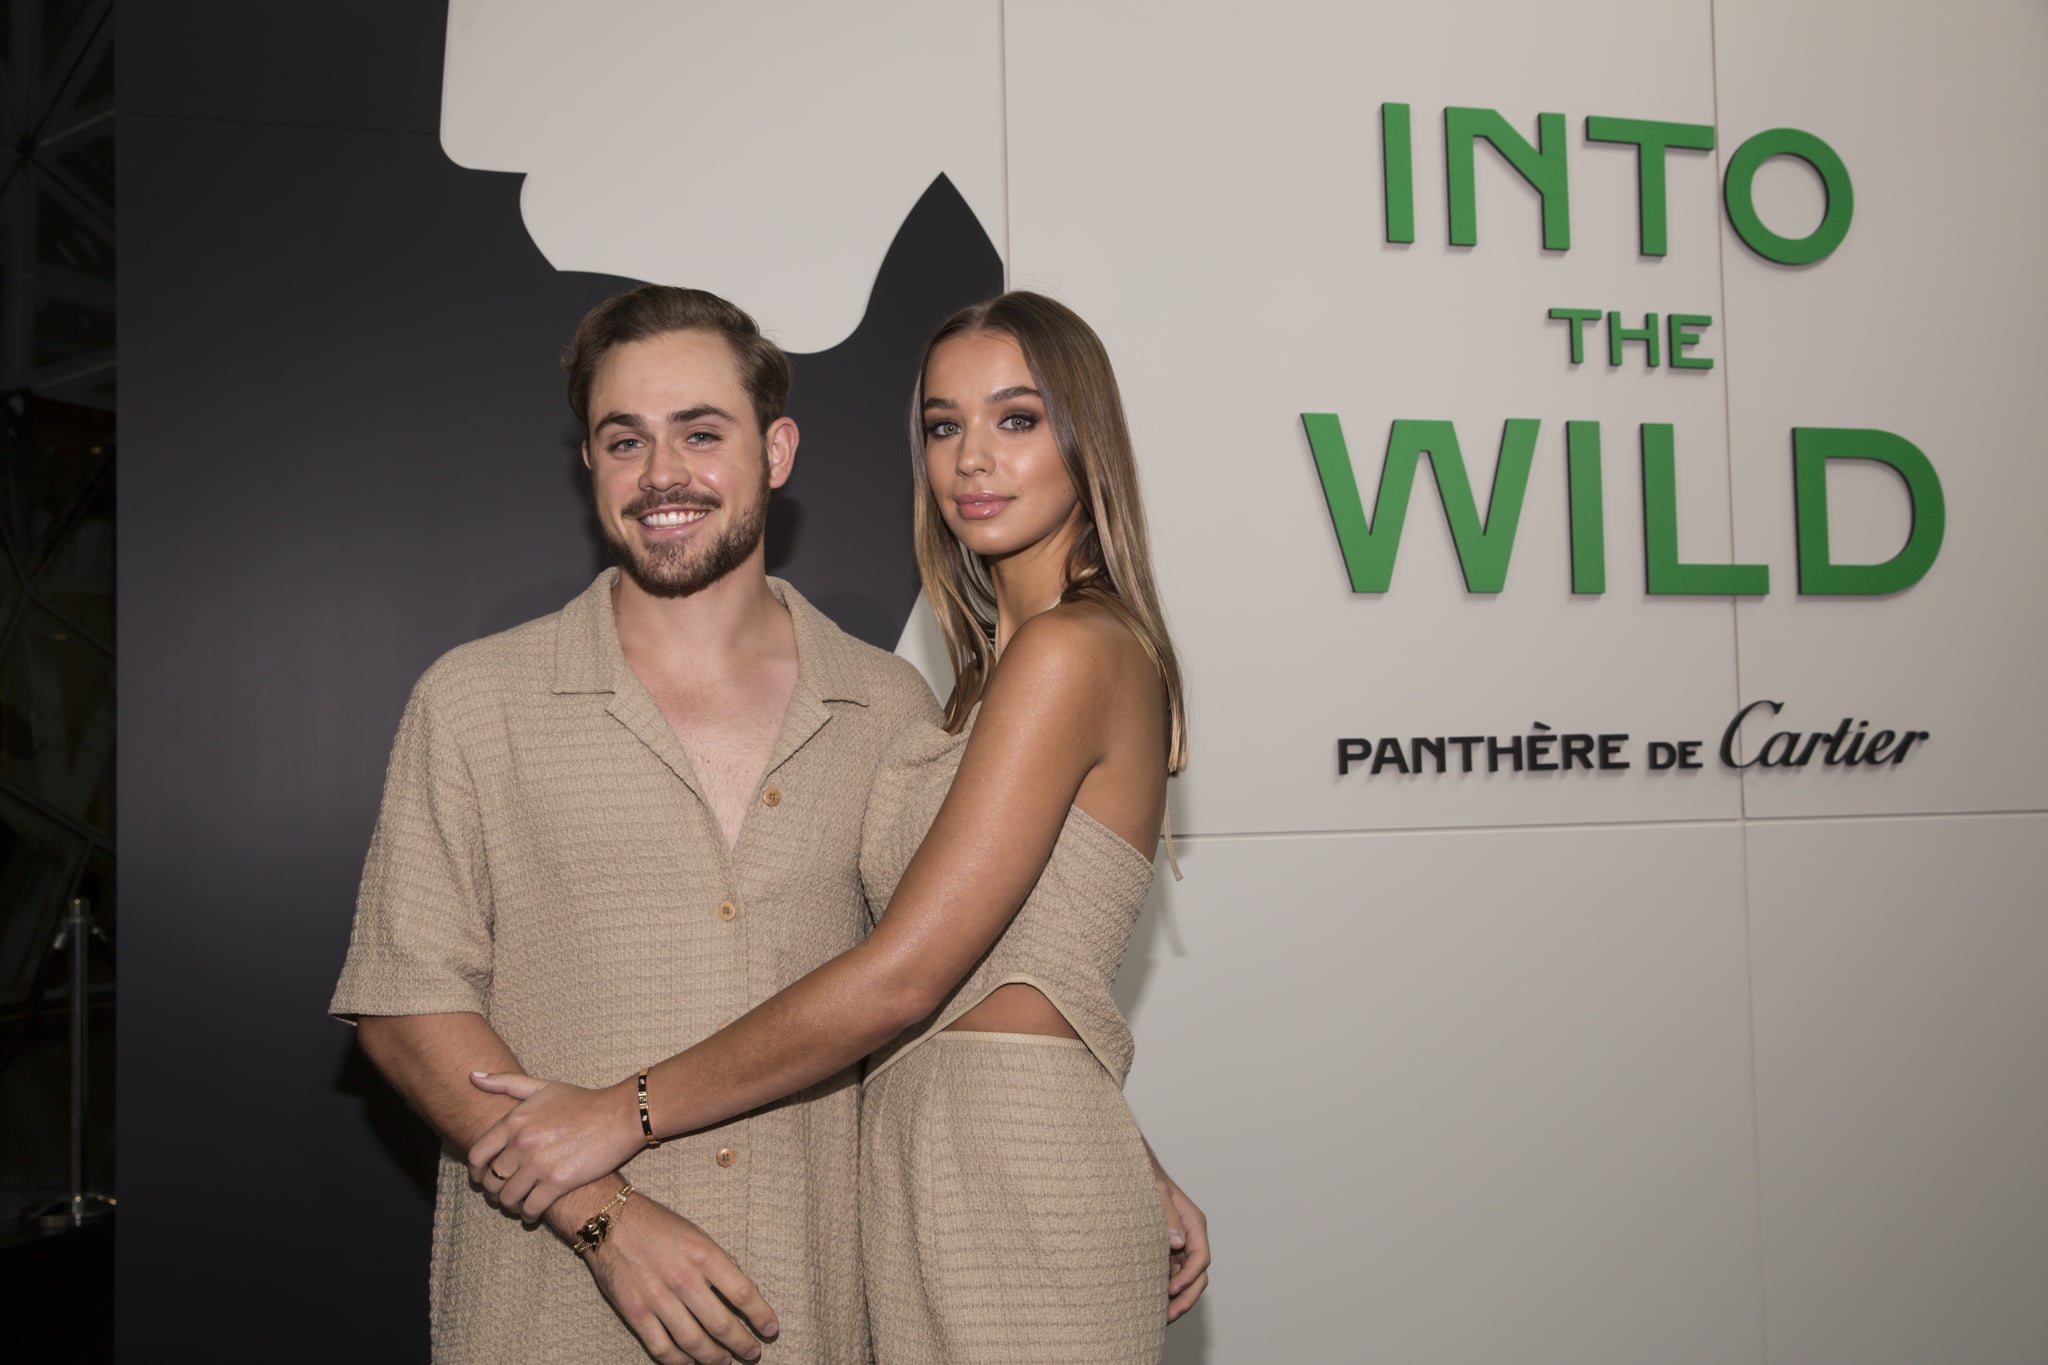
{"left": 355, "top": 1012, "right": 778, "bottom": 1365}
{"left": 356, "top": 1012, "right": 534, "bottom": 1171}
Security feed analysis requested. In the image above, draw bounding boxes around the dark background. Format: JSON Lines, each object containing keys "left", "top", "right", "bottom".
{"left": 116, "top": 4, "right": 997, "bottom": 1357}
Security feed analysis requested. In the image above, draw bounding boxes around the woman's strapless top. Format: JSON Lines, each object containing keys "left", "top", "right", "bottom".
{"left": 859, "top": 711, "right": 1158, "bottom": 1088}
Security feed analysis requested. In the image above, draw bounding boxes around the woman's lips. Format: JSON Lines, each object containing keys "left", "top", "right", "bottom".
{"left": 954, "top": 494, "right": 1011, "bottom": 521}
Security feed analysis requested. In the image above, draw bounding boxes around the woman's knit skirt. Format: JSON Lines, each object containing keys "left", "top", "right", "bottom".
{"left": 860, "top": 1031, "right": 1169, "bottom": 1364}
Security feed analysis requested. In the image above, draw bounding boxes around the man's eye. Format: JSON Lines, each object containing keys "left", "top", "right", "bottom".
{"left": 685, "top": 431, "right": 718, "bottom": 446}
{"left": 609, "top": 437, "right": 643, "bottom": 453}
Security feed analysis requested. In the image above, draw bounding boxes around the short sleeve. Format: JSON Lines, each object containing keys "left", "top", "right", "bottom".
{"left": 329, "top": 674, "right": 495, "bottom": 1021}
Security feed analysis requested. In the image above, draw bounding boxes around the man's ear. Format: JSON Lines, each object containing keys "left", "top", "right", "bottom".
{"left": 765, "top": 416, "right": 799, "bottom": 490}
{"left": 580, "top": 439, "right": 592, "bottom": 470}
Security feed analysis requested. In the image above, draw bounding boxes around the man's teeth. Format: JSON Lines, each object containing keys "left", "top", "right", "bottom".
{"left": 640, "top": 508, "right": 710, "bottom": 528}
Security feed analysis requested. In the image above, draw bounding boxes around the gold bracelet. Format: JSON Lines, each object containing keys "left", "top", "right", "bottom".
{"left": 568, "top": 1181, "right": 634, "bottom": 1257}
{"left": 637, "top": 1070, "right": 660, "bottom": 1148}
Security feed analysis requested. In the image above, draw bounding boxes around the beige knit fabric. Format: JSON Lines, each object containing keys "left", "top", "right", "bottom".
{"left": 330, "top": 571, "right": 940, "bottom": 1365}
{"left": 861, "top": 712, "right": 1160, "bottom": 1088}
{"left": 861, "top": 1034, "right": 1168, "bottom": 1364}
{"left": 856, "top": 711, "right": 1167, "bottom": 1360}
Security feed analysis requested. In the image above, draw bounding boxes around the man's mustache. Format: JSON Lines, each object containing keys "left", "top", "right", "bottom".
{"left": 621, "top": 490, "right": 721, "bottom": 518}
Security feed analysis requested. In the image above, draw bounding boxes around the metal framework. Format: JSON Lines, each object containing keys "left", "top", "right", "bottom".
{"left": 0, "top": 0, "right": 115, "bottom": 1015}
{"left": 1, "top": 0, "right": 115, "bottom": 408}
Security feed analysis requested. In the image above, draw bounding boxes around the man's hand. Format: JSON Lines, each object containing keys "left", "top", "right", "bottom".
{"left": 467, "top": 1070, "right": 642, "bottom": 1221}
{"left": 566, "top": 1188, "right": 780, "bottom": 1365}
{"left": 1151, "top": 1158, "right": 1211, "bottom": 1323}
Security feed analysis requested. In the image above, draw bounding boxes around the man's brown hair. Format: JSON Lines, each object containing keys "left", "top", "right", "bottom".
{"left": 562, "top": 285, "right": 792, "bottom": 433}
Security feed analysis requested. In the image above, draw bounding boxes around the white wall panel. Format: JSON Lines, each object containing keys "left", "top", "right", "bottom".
{"left": 440, "top": 0, "right": 1008, "bottom": 351}
{"left": 1005, "top": 0, "right": 1750, "bottom": 835}
{"left": 1120, "top": 824, "right": 1763, "bottom": 1364}
{"left": 1747, "top": 815, "right": 2048, "bottom": 1365}
{"left": 1716, "top": 1, "right": 2048, "bottom": 816}
{"left": 426, "top": 8, "right": 2048, "bottom": 1364}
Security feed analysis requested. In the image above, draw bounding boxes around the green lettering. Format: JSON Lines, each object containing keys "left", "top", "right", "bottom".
{"left": 1445, "top": 107, "right": 1571, "bottom": 251}
{"left": 1548, "top": 307, "right": 1602, "bottom": 365}
{"left": 1724, "top": 127, "right": 1854, "bottom": 266}
{"left": 1793, "top": 427, "right": 1946, "bottom": 594}
{"left": 1607, "top": 311, "right": 1661, "bottom": 368}
{"left": 1302, "top": 414, "right": 1540, "bottom": 594}
{"left": 1585, "top": 116, "right": 1715, "bottom": 257}
{"left": 1667, "top": 313, "right": 1713, "bottom": 370}
{"left": 1641, "top": 423, "right": 1769, "bottom": 595}
{"left": 1566, "top": 420, "right": 1606, "bottom": 594}
{"left": 1382, "top": 103, "right": 1415, "bottom": 245}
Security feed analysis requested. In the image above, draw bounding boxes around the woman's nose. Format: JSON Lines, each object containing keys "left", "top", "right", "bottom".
{"left": 955, "top": 427, "right": 992, "bottom": 477}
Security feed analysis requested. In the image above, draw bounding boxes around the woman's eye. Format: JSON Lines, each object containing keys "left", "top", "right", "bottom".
{"left": 928, "top": 420, "right": 961, "bottom": 438}
{"left": 999, "top": 413, "right": 1037, "bottom": 431}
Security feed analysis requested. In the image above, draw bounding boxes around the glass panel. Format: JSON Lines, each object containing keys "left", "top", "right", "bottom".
{"left": 42, "top": 0, "right": 95, "bottom": 69}
{"left": 0, "top": 790, "right": 82, "bottom": 1010}
{"left": 71, "top": 29, "right": 114, "bottom": 110}
{"left": 0, "top": 603, "right": 115, "bottom": 834}
{"left": 36, "top": 176, "right": 112, "bottom": 274}
{"left": 30, "top": 285, "right": 115, "bottom": 371}
{"left": 55, "top": 131, "right": 115, "bottom": 214}
{"left": 0, "top": 395, "right": 110, "bottom": 565}
{"left": 0, "top": 532, "right": 19, "bottom": 623}
{"left": 39, "top": 459, "right": 112, "bottom": 641}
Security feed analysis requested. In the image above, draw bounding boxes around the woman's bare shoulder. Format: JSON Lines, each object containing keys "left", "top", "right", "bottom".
{"left": 1014, "top": 599, "right": 1151, "bottom": 668}
{"left": 990, "top": 600, "right": 1158, "bottom": 718}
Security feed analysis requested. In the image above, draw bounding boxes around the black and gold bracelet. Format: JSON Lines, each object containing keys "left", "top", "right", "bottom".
{"left": 637, "top": 1070, "right": 660, "bottom": 1148}
{"left": 569, "top": 1181, "right": 634, "bottom": 1257}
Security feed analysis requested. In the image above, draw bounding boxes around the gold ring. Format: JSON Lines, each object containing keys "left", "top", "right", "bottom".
{"left": 489, "top": 1165, "right": 511, "bottom": 1181}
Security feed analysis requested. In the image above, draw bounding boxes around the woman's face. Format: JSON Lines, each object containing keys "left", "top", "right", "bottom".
{"left": 920, "top": 330, "right": 1081, "bottom": 563}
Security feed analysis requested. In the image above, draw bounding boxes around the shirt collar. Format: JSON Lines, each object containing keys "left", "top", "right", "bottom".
{"left": 552, "top": 569, "right": 871, "bottom": 706}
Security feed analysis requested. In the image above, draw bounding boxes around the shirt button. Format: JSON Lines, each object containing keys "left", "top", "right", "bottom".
{"left": 717, "top": 901, "right": 736, "bottom": 921}
{"left": 762, "top": 787, "right": 781, "bottom": 807}
{"left": 715, "top": 1147, "right": 737, "bottom": 1168}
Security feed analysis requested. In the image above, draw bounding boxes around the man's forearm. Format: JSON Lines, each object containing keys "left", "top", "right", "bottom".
{"left": 356, "top": 1011, "right": 622, "bottom": 1235}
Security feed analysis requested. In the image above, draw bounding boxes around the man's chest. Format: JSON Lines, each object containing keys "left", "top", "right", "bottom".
{"left": 643, "top": 675, "right": 793, "bottom": 846}
{"left": 476, "top": 695, "right": 873, "bottom": 918}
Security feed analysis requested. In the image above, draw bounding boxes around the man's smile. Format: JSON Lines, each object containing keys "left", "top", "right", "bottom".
{"left": 638, "top": 507, "right": 711, "bottom": 530}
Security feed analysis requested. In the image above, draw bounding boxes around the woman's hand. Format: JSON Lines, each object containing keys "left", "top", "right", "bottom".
{"left": 465, "top": 1071, "right": 643, "bottom": 1222}
{"left": 1152, "top": 1160, "right": 1212, "bottom": 1323}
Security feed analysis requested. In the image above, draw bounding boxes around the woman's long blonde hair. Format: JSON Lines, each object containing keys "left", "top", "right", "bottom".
{"left": 909, "top": 291, "right": 1188, "bottom": 774}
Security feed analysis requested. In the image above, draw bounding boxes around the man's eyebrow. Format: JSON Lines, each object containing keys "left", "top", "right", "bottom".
{"left": 593, "top": 411, "right": 644, "bottom": 432}
{"left": 670, "top": 404, "right": 739, "bottom": 425}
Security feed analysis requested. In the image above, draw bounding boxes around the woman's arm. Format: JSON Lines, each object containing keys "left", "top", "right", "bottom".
{"left": 469, "top": 612, "right": 1136, "bottom": 1220}
{"left": 1145, "top": 1139, "right": 1213, "bottom": 1322}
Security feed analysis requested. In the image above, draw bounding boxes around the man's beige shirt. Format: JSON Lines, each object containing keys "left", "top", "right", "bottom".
{"left": 331, "top": 571, "right": 940, "bottom": 1364}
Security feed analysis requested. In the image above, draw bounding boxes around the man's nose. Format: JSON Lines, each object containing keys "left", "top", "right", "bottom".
{"left": 641, "top": 436, "right": 698, "bottom": 489}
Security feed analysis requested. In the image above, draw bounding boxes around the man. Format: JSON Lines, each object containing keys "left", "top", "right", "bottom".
{"left": 330, "top": 285, "right": 941, "bottom": 1364}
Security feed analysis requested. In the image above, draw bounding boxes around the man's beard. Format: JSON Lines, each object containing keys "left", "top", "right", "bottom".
{"left": 601, "top": 464, "right": 770, "bottom": 598}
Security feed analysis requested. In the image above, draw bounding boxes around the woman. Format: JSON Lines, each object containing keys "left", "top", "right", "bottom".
{"left": 468, "top": 291, "right": 1206, "bottom": 1362}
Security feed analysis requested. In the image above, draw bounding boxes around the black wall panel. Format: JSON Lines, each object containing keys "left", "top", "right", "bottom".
{"left": 117, "top": 6, "right": 999, "bottom": 1358}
